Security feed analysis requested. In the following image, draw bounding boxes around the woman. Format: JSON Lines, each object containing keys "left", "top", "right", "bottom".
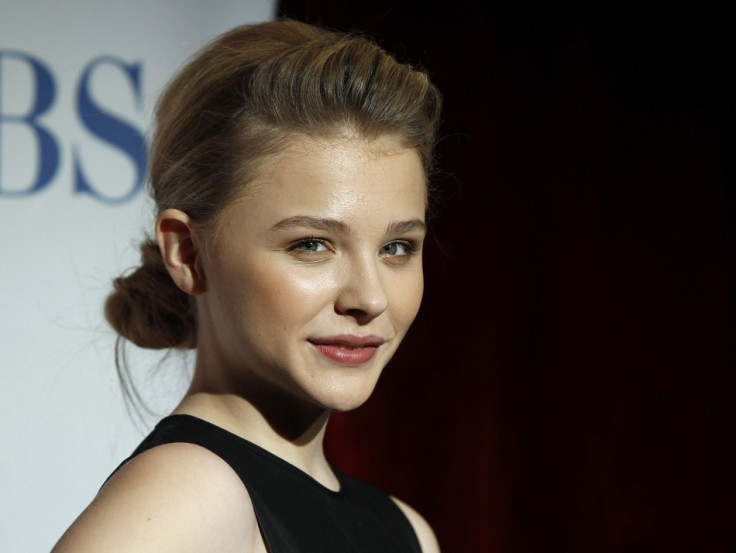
{"left": 53, "top": 19, "right": 441, "bottom": 553}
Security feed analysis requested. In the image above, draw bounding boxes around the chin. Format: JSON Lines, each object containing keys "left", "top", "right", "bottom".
{"left": 327, "top": 398, "right": 371, "bottom": 413}
{"left": 315, "top": 383, "right": 378, "bottom": 413}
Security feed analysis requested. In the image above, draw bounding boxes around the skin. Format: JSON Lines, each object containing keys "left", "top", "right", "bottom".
{"left": 53, "top": 135, "right": 440, "bottom": 553}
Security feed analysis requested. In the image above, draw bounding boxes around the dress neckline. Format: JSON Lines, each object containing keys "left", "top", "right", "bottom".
{"left": 160, "top": 414, "right": 345, "bottom": 497}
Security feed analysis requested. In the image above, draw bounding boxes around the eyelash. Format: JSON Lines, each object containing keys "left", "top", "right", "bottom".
{"left": 287, "top": 238, "right": 330, "bottom": 253}
{"left": 380, "top": 240, "right": 417, "bottom": 257}
{"left": 286, "top": 238, "right": 419, "bottom": 257}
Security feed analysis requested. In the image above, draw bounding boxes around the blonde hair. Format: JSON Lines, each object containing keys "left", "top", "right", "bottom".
{"left": 106, "top": 20, "right": 441, "bottom": 354}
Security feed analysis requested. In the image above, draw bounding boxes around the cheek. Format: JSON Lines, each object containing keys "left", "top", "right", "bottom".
{"left": 240, "top": 263, "right": 338, "bottom": 326}
{"left": 389, "top": 270, "right": 424, "bottom": 329}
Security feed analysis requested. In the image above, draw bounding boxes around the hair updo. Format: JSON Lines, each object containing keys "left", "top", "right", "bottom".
{"left": 105, "top": 19, "right": 442, "bottom": 355}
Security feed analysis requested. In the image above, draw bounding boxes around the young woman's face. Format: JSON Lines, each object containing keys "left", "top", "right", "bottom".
{"left": 196, "top": 136, "right": 427, "bottom": 412}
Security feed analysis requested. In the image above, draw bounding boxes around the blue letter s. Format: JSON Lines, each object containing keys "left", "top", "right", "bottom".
{"left": 74, "top": 56, "right": 147, "bottom": 204}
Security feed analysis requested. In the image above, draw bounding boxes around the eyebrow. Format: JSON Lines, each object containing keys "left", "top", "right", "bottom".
{"left": 386, "top": 218, "right": 427, "bottom": 234}
{"left": 271, "top": 216, "right": 426, "bottom": 234}
{"left": 271, "top": 216, "right": 349, "bottom": 233}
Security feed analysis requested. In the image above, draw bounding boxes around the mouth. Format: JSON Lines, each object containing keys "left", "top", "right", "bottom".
{"left": 308, "top": 335, "right": 386, "bottom": 365}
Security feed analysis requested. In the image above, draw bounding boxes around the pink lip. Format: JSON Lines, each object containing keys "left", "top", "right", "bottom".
{"left": 309, "top": 335, "right": 385, "bottom": 366}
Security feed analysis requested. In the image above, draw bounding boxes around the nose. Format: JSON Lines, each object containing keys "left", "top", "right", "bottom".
{"left": 334, "top": 254, "right": 389, "bottom": 323}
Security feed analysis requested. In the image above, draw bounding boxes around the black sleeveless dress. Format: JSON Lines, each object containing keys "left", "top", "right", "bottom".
{"left": 115, "top": 415, "right": 422, "bottom": 553}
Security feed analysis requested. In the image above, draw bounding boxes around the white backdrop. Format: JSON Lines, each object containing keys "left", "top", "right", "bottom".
{"left": 0, "top": 1, "right": 275, "bottom": 550}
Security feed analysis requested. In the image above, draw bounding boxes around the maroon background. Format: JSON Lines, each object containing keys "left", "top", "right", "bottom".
{"left": 279, "top": 2, "right": 735, "bottom": 551}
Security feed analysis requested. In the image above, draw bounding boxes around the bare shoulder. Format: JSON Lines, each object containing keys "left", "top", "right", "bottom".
{"left": 391, "top": 496, "right": 441, "bottom": 553}
{"left": 52, "top": 442, "right": 262, "bottom": 553}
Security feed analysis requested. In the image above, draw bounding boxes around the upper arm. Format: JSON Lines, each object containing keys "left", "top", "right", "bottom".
{"left": 52, "top": 443, "right": 259, "bottom": 553}
{"left": 391, "top": 496, "right": 441, "bottom": 553}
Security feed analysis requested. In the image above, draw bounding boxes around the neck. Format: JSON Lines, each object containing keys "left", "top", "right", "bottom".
{"left": 173, "top": 387, "right": 337, "bottom": 489}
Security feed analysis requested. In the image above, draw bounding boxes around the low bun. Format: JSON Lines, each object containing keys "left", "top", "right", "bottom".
{"left": 105, "top": 240, "right": 196, "bottom": 350}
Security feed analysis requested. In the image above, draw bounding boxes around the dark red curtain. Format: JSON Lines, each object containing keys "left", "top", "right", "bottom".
{"left": 278, "top": 2, "right": 735, "bottom": 551}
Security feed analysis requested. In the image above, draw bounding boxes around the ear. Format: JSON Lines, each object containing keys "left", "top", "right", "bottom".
{"left": 155, "top": 209, "right": 206, "bottom": 295}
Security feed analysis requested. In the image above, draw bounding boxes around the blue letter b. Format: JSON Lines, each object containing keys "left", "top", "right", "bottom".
{"left": 0, "top": 51, "right": 59, "bottom": 196}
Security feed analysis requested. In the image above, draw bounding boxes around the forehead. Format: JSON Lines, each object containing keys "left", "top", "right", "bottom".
{"left": 217, "top": 136, "right": 427, "bottom": 229}
{"left": 256, "top": 133, "right": 423, "bottom": 179}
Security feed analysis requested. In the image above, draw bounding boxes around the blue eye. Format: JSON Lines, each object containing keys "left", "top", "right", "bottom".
{"left": 290, "top": 239, "right": 328, "bottom": 252}
{"left": 380, "top": 241, "right": 414, "bottom": 256}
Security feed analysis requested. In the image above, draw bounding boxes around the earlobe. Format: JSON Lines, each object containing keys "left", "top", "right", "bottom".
{"left": 155, "top": 209, "right": 207, "bottom": 295}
